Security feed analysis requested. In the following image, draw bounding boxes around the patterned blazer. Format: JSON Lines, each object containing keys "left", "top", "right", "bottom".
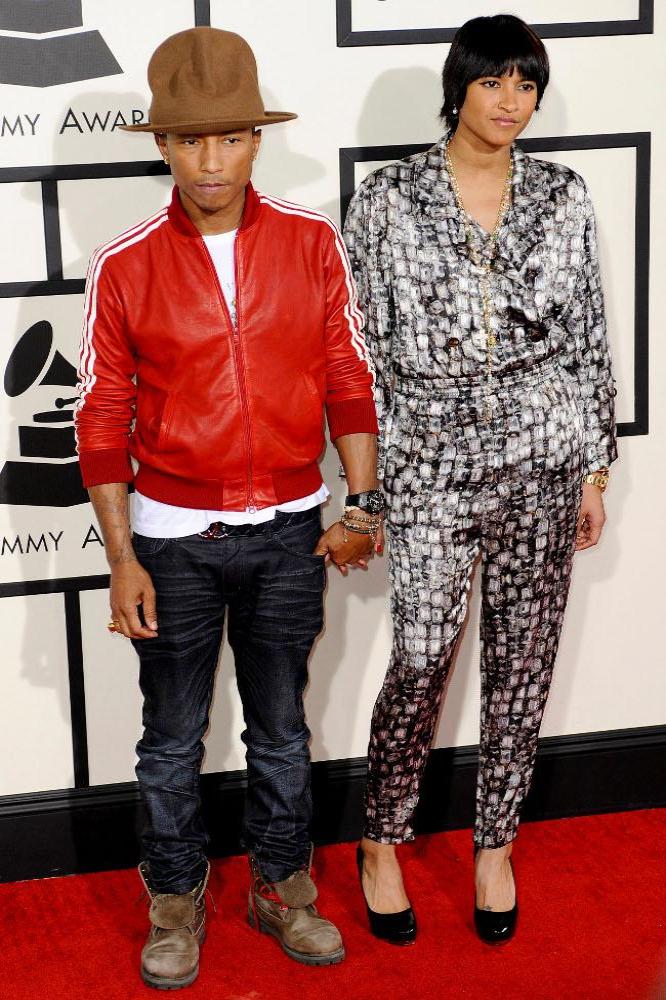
{"left": 343, "top": 134, "right": 618, "bottom": 475}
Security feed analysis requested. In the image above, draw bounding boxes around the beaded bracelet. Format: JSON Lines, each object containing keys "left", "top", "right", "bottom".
{"left": 340, "top": 513, "right": 382, "bottom": 544}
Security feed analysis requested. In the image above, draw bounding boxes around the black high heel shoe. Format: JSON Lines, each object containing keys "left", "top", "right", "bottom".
{"left": 356, "top": 846, "right": 417, "bottom": 945}
{"left": 473, "top": 847, "right": 518, "bottom": 944}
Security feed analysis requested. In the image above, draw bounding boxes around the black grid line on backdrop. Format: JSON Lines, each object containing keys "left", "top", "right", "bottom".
{"left": 64, "top": 590, "right": 89, "bottom": 788}
{"left": 0, "top": 160, "right": 171, "bottom": 299}
{"left": 339, "top": 131, "right": 650, "bottom": 440}
{"left": 194, "top": 0, "right": 211, "bottom": 27}
{"left": 337, "top": 0, "right": 654, "bottom": 46}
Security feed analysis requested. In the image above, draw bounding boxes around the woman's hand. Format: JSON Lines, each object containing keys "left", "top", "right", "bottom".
{"left": 576, "top": 483, "right": 607, "bottom": 551}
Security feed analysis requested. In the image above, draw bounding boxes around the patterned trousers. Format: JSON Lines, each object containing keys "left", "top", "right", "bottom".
{"left": 365, "top": 361, "right": 584, "bottom": 848}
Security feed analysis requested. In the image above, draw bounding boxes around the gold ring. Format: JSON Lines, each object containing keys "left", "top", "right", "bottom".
{"left": 107, "top": 620, "right": 121, "bottom": 633}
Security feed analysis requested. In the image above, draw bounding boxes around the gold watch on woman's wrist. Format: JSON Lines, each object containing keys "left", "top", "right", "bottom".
{"left": 582, "top": 469, "right": 609, "bottom": 492}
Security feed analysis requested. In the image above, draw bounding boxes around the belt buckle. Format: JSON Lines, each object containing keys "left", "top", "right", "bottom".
{"left": 200, "top": 521, "right": 229, "bottom": 540}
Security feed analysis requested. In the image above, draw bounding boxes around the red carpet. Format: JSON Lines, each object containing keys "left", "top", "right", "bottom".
{"left": 1, "top": 809, "right": 664, "bottom": 1000}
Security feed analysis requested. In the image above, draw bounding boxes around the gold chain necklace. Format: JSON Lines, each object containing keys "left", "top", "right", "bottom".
{"left": 444, "top": 143, "right": 513, "bottom": 421}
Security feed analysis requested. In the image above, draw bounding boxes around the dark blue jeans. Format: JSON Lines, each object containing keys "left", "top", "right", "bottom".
{"left": 131, "top": 506, "right": 326, "bottom": 893}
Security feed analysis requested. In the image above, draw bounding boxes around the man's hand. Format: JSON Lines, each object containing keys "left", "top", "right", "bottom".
{"left": 110, "top": 559, "right": 159, "bottom": 638}
{"left": 576, "top": 484, "right": 607, "bottom": 551}
{"left": 314, "top": 520, "right": 384, "bottom": 576}
{"left": 88, "top": 483, "right": 159, "bottom": 640}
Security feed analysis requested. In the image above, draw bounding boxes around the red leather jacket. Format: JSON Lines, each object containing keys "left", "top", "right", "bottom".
{"left": 75, "top": 184, "right": 377, "bottom": 510}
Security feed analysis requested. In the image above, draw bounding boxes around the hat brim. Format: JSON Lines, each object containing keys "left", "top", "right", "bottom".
{"left": 119, "top": 111, "right": 297, "bottom": 134}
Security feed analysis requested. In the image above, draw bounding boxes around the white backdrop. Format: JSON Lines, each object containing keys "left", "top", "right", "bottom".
{"left": 0, "top": 1, "right": 662, "bottom": 797}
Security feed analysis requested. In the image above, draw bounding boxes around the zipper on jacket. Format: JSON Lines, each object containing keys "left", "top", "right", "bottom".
{"left": 200, "top": 234, "right": 256, "bottom": 512}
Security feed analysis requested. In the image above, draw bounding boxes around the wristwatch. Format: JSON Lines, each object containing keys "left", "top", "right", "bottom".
{"left": 583, "top": 470, "right": 609, "bottom": 493}
{"left": 345, "top": 489, "right": 386, "bottom": 515}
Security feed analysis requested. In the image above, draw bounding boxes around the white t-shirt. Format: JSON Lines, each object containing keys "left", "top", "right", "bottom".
{"left": 132, "top": 228, "right": 329, "bottom": 538}
{"left": 205, "top": 228, "right": 238, "bottom": 326}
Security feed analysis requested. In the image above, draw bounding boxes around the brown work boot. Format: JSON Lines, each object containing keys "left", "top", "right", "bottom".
{"left": 248, "top": 852, "right": 345, "bottom": 966}
{"left": 138, "top": 861, "right": 209, "bottom": 990}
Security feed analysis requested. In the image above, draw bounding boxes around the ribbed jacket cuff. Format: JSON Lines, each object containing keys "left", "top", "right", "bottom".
{"left": 326, "top": 397, "right": 379, "bottom": 442}
{"left": 78, "top": 448, "right": 134, "bottom": 488}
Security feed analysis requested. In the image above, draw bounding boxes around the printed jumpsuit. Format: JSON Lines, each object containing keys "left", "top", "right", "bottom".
{"left": 343, "top": 135, "right": 618, "bottom": 848}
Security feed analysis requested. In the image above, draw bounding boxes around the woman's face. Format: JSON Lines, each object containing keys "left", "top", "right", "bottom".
{"left": 457, "top": 67, "right": 538, "bottom": 147}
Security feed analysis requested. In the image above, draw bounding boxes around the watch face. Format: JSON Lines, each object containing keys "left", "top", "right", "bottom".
{"left": 363, "top": 491, "right": 385, "bottom": 514}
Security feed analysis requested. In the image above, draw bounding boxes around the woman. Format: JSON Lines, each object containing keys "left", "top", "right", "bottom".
{"left": 344, "top": 14, "right": 617, "bottom": 945}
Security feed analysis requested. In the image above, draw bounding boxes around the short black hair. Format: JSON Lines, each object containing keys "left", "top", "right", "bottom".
{"left": 440, "top": 14, "right": 549, "bottom": 130}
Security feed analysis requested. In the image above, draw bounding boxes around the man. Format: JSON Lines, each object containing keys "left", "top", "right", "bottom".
{"left": 75, "top": 27, "right": 385, "bottom": 989}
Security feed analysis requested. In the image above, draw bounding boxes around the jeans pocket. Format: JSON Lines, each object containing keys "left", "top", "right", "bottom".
{"left": 272, "top": 513, "right": 325, "bottom": 562}
{"left": 132, "top": 532, "right": 171, "bottom": 558}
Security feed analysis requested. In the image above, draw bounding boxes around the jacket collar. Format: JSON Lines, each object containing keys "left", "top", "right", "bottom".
{"left": 410, "top": 131, "right": 558, "bottom": 280}
{"left": 167, "top": 181, "right": 261, "bottom": 238}
{"left": 411, "top": 129, "right": 532, "bottom": 215}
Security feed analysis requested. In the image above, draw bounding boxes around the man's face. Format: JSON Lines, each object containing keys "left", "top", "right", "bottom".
{"left": 156, "top": 129, "right": 261, "bottom": 216}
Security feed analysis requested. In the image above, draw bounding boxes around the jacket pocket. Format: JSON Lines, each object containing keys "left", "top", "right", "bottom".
{"left": 133, "top": 384, "right": 168, "bottom": 453}
{"left": 157, "top": 393, "right": 178, "bottom": 452}
{"left": 304, "top": 372, "right": 324, "bottom": 405}
{"left": 302, "top": 373, "right": 325, "bottom": 427}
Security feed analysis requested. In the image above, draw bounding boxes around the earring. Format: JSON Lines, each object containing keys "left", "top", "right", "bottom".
{"left": 452, "top": 106, "right": 458, "bottom": 115}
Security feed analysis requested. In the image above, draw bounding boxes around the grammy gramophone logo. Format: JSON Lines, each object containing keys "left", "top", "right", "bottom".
{"left": 0, "top": 0, "right": 122, "bottom": 88}
{"left": 0, "top": 320, "right": 88, "bottom": 507}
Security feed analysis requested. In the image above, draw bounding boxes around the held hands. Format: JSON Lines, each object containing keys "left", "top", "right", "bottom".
{"left": 110, "top": 559, "right": 159, "bottom": 639}
{"left": 576, "top": 483, "right": 607, "bottom": 551}
{"left": 314, "top": 519, "right": 385, "bottom": 576}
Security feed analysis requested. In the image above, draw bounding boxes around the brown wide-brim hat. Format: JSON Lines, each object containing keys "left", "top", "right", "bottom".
{"left": 121, "top": 27, "right": 297, "bottom": 134}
